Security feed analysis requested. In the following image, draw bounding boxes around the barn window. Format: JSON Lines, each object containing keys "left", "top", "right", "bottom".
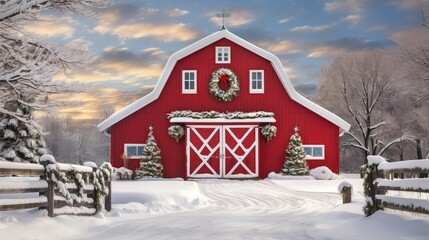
{"left": 124, "top": 144, "right": 145, "bottom": 159}
{"left": 303, "top": 145, "right": 325, "bottom": 160}
{"left": 182, "top": 70, "right": 197, "bottom": 94}
{"left": 216, "top": 47, "right": 230, "bottom": 63}
{"left": 250, "top": 70, "right": 264, "bottom": 93}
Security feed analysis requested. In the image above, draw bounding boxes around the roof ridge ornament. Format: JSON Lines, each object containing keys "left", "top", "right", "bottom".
{"left": 216, "top": 9, "right": 230, "bottom": 31}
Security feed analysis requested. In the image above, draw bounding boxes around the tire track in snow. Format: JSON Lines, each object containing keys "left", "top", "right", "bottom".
{"left": 197, "top": 179, "right": 339, "bottom": 216}
{"left": 74, "top": 180, "right": 342, "bottom": 240}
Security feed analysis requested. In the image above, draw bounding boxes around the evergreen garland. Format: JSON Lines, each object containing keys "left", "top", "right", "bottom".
{"left": 136, "top": 126, "right": 164, "bottom": 178}
{"left": 281, "top": 127, "right": 309, "bottom": 176}
{"left": 168, "top": 125, "right": 184, "bottom": 142}
{"left": 168, "top": 110, "right": 274, "bottom": 120}
{"left": 261, "top": 124, "right": 277, "bottom": 142}
{"left": 42, "top": 156, "right": 112, "bottom": 212}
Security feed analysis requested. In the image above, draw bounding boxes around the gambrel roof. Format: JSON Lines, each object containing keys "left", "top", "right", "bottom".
{"left": 98, "top": 29, "right": 351, "bottom": 132}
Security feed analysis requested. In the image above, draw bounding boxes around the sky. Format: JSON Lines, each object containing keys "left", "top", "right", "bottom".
{"left": 29, "top": 0, "right": 425, "bottom": 120}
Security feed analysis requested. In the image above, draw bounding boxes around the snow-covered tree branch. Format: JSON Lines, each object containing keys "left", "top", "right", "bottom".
{"left": 0, "top": 0, "right": 111, "bottom": 163}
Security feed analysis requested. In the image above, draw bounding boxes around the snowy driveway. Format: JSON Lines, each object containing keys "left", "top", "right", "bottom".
{"left": 79, "top": 180, "right": 342, "bottom": 240}
{"left": 3, "top": 178, "right": 429, "bottom": 240}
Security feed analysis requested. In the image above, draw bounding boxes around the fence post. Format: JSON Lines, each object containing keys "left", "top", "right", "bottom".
{"left": 40, "top": 159, "right": 55, "bottom": 217}
{"left": 341, "top": 187, "right": 352, "bottom": 204}
{"left": 105, "top": 180, "right": 112, "bottom": 212}
{"left": 90, "top": 166, "right": 98, "bottom": 210}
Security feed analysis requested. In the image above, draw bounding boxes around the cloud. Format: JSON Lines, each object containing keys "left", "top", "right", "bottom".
{"left": 324, "top": 0, "right": 365, "bottom": 12}
{"left": 305, "top": 37, "right": 388, "bottom": 58}
{"left": 278, "top": 18, "right": 292, "bottom": 24}
{"left": 53, "top": 87, "right": 153, "bottom": 120}
{"left": 324, "top": 0, "right": 366, "bottom": 27}
{"left": 344, "top": 14, "right": 362, "bottom": 26}
{"left": 94, "top": 4, "right": 196, "bottom": 42}
{"left": 256, "top": 40, "right": 302, "bottom": 54}
{"left": 24, "top": 21, "right": 74, "bottom": 38}
{"left": 289, "top": 23, "right": 336, "bottom": 32}
{"left": 209, "top": 9, "right": 254, "bottom": 28}
{"left": 166, "top": 8, "right": 190, "bottom": 17}
{"left": 93, "top": 46, "right": 164, "bottom": 78}
{"left": 294, "top": 83, "right": 317, "bottom": 96}
{"left": 96, "top": 22, "right": 199, "bottom": 42}
{"left": 140, "top": 7, "right": 189, "bottom": 17}
{"left": 365, "top": 25, "right": 388, "bottom": 32}
{"left": 389, "top": 0, "right": 422, "bottom": 10}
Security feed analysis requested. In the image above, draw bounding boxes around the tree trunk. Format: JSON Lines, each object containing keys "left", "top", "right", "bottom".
{"left": 416, "top": 139, "right": 423, "bottom": 159}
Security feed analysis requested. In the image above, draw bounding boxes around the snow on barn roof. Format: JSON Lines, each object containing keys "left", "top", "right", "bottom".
{"left": 98, "top": 29, "right": 351, "bottom": 132}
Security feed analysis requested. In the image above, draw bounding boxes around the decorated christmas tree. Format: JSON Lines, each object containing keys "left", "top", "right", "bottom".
{"left": 281, "top": 126, "right": 309, "bottom": 176}
{"left": 135, "top": 126, "right": 163, "bottom": 178}
{"left": 0, "top": 101, "right": 47, "bottom": 163}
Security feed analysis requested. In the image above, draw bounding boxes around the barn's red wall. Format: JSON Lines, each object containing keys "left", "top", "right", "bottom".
{"left": 110, "top": 38, "right": 340, "bottom": 178}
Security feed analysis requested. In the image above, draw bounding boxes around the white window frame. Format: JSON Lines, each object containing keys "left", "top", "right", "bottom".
{"left": 182, "top": 70, "right": 197, "bottom": 94}
{"left": 215, "top": 46, "right": 231, "bottom": 64}
{"left": 249, "top": 70, "right": 264, "bottom": 94}
{"left": 303, "top": 145, "right": 325, "bottom": 160}
{"left": 124, "top": 144, "right": 145, "bottom": 159}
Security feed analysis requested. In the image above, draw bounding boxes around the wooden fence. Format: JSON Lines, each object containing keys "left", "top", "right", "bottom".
{"left": 0, "top": 156, "right": 111, "bottom": 217}
{"left": 370, "top": 159, "right": 429, "bottom": 215}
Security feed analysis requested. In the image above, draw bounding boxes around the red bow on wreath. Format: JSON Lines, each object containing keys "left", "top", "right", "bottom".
{"left": 219, "top": 74, "right": 229, "bottom": 84}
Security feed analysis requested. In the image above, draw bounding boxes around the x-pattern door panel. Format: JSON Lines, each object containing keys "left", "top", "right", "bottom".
{"left": 223, "top": 126, "right": 258, "bottom": 178}
{"left": 187, "top": 126, "right": 222, "bottom": 178}
{"left": 187, "top": 125, "right": 258, "bottom": 178}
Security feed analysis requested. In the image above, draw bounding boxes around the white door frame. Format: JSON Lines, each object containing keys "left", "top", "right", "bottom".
{"left": 186, "top": 125, "right": 259, "bottom": 178}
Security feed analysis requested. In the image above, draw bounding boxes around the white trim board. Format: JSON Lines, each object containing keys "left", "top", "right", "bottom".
{"left": 170, "top": 117, "right": 276, "bottom": 123}
{"left": 98, "top": 29, "right": 351, "bottom": 132}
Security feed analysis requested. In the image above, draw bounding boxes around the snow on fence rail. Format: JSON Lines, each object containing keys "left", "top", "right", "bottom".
{"left": 364, "top": 156, "right": 429, "bottom": 216}
{"left": 0, "top": 155, "right": 112, "bottom": 217}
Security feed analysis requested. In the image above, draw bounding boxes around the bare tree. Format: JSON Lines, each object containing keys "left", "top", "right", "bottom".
{"left": 319, "top": 50, "right": 413, "bottom": 165}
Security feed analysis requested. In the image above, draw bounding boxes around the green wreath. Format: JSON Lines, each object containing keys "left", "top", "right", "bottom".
{"left": 209, "top": 68, "right": 240, "bottom": 102}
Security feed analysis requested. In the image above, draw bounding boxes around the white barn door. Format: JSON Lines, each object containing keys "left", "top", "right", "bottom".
{"left": 187, "top": 125, "right": 258, "bottom": 178}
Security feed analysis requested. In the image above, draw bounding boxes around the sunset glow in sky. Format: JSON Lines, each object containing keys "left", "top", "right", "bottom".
{"left": 32, "top": 0, "right": 423, "bottom": 120}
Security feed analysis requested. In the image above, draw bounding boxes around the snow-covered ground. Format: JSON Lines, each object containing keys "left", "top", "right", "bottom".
{"left": 1, "top": 175, "right": 429, "bottom": 240}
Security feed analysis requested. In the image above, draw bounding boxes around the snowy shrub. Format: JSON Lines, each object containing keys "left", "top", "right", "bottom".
{"left": 309, "top": 166, "right": 338, "bottom": 180}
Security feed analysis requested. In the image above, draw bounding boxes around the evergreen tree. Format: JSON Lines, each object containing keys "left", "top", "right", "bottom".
{"left": 136, "top": 126, "right": 163, "bottom": 178}
{"left": 281, "top": 126, "right": 309, "bottom": 176}
{"left": 0, "top": 101, "right": 47, "bottom": 163}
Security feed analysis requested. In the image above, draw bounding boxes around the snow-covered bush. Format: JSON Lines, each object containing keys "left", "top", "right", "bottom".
{"left": 113, "top": 167, "right": 133, "bottom": 180}
{"left": 309, "top": 166, "right": 338, "bottom": 180}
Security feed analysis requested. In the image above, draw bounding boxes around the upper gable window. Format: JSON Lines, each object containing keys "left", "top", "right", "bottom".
{"left": 216, "top": 47, "right": 230, "bottom": 64}
{"left": 250, "top": 70, "right": 264, "bottom": 93}
{"left": 182, "top": 70, "right": 197, "bottom": 94}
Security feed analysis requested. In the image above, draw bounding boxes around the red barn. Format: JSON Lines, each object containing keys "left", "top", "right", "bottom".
{"left": 98, "top": 29, "right": 350, "bottom": 179}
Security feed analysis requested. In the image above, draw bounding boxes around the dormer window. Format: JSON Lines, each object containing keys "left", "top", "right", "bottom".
{"left": 182, "top": 70, "right": 197, "bottom": 94}
{"left": 216, "top": 47, "right": 230, "bottom": 63}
